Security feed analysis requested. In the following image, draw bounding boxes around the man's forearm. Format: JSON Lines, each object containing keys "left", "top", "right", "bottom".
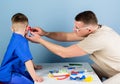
{"left": 45, "top": 32, "right": 84, "bottom": 42}
{"left": 37, "top": 38, "right": 86, "bottom": 58}
{"left": 38, "top": 38, "right": 69, "bottom": 58}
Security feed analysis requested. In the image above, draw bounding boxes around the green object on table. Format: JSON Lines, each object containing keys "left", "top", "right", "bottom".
{"left": 69, "top": 63, "right": 82, "bottom": 66}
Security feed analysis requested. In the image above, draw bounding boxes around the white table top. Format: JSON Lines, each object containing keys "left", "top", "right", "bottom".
{"left": 35, "top": 62, "right": 103, "bottom": 84}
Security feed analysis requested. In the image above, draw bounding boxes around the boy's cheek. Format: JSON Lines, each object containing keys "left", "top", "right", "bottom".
{"left": 24, "top": 30, "right": 29, "bottom": 35}
{"left": 25, "top": 29, "right": 28, "bottom": 33}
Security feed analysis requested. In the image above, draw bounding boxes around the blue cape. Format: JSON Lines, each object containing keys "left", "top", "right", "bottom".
{"left": 0, "top": 33, "right": 33, "bottom": 82}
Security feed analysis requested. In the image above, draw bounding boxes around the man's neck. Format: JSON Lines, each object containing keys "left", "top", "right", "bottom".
{"left": 92, "top": 24, "right": 100, "bottom": 33}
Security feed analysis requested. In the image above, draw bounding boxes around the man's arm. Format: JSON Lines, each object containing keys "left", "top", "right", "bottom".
{"left": 37, "top": 38, "right": 87, "bottom": 58}
{"left": 31, "top": 27, "right": 84, "bottom": 42}
{"left": 26, "top": 32, "right": 87, "bottom": 58}
{"left": 45, "top": 32, "right": 84, "bottom": 42}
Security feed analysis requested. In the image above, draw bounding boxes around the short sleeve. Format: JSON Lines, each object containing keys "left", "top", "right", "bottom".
{"left": 15, "top": 40, "right": 33, "bottom": 63}
{"left": 77, "top": 35, "right": 104, "bottom": 54}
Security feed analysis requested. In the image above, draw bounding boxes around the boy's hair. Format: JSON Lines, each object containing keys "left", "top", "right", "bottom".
{"left": 75, "top": 11, "right": 98, "bottom": 25}
{"left": 11, "top": 13, "right": 28, "bottom": 23}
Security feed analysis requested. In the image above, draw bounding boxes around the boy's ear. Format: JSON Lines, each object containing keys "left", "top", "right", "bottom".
{"left": 11, "top": 26, "right": 15, "bottom": 32}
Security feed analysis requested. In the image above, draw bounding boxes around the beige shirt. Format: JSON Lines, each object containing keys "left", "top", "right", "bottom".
{"left": 77, "top": 25, "right": 120, "bottom": 77}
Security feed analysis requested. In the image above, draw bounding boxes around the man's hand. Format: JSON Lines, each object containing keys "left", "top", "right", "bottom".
{"left": 31, "top": 27, "right": 47, "bottom": 36}
{"left": 26, "top": 32, "right": 41, "bottom": 43}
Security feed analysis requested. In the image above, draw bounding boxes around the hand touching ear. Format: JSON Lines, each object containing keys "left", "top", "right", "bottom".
{"left": 31, "top": 27, "right": 47, "bottom": 36}
{"left": 26, "top": 32, "right": 41, "bottom": 43}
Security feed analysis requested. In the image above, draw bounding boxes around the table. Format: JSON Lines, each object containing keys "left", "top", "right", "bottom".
{"left": 35, "top": 62, "right": 103, "bottom": 84}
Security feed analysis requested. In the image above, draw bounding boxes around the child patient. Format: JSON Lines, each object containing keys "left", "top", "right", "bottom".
{"left": 0, "top": 13, "right": 43, "bottom": 84}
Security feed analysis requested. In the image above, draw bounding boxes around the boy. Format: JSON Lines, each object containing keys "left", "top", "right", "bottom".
{"left": 0, "top": 13, "right": 43, "bottom": 84}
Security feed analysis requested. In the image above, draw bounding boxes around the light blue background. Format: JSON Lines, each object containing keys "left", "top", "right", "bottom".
{"left": 0, "top": 0, "right": 120, "bottom": 64}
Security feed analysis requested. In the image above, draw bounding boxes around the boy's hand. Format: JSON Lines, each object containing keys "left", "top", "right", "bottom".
{"left": 34, "top": 65, "right": 42, "bottom": 70}
{"left": 34, "top": 75, "right": 44, "bottom": 82}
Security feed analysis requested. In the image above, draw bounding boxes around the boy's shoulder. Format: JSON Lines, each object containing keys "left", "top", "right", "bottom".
{"left": 12, "top": 33, "right": 27, "bottom": 41}
{"left": 8, "top": 33, "right": 28, "bottom": 48}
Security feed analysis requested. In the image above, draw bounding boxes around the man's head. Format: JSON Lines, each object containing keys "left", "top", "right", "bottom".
{"left": 74, "top": 11, "right": 98, "bottom": 37}
{"left": 11, "top": 13, "right": 29, "bottom": 35}
{"left": 75, "top": 10, "right": 98, "bottom": 25}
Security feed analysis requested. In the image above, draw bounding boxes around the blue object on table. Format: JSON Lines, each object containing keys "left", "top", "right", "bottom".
{"left": 68, "top": 67, "right": 75, "bottom": 70}
{"left": 79, "top": 75, "right": 86, "bottom": 80}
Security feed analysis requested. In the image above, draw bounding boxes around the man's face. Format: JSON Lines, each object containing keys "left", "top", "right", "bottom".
{"left": 73, "top": 21, "right": 90, "bottom": 37}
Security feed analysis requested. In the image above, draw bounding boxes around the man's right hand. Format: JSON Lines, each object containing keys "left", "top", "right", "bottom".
{"left": 31, "top": 27, "right": 47, "bottom": 36}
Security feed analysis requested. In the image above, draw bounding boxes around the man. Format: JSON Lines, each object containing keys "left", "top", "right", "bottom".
{"left": 26, "top": 10, "right": 120, "bottom": 84}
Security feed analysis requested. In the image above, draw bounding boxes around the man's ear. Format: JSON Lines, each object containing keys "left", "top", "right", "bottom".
{"left": 88, "top": 29, "right": 91, "bottom": 32}
{"left": 86, "top": 27, "right": 91, "bottom": 31}
{"left": 87, "top": 28, "right": 93, "bottom": 33}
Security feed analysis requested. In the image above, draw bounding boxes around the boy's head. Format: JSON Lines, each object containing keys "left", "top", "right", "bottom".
{"left": 11, "top": 13, "right": 29, "bottom": 35}
{"left": 11, "top": 13, "right": 28, "bottom": 24}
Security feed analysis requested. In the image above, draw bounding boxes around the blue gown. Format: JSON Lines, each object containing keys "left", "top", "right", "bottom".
{"left": 0, "top": 33, "right": 34, "bottom": 84}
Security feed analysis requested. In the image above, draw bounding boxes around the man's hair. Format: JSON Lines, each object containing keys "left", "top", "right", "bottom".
{"left": 75, "top": 11, "right": 98, "bottom": 25}
{"left": 11, "top": 13, "right": 28, "bottom": 23}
